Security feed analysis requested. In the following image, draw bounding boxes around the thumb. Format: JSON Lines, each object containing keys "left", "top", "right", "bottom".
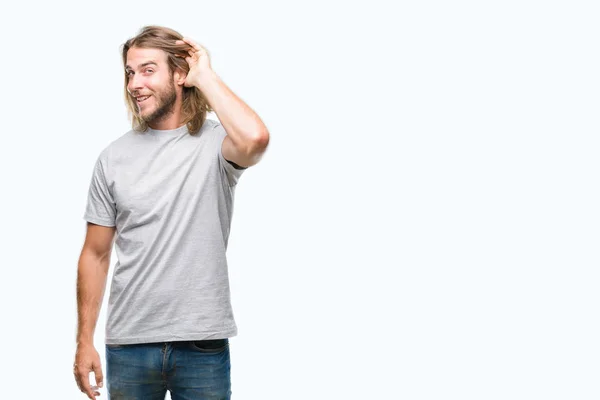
{"left": 93, "top": 360, "right": 104, "bottom": 388}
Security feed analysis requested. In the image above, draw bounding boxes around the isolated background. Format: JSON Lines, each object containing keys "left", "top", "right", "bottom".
{"left": 0, "top": 0, "right": 598, "bottom": 399}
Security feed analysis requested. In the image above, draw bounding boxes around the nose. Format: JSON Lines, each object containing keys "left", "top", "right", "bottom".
{"left": 127, "top": 73, "right": 143, "bottom": 95}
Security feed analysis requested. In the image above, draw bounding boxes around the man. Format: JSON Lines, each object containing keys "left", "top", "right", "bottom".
{"left": 73, "top": 25, "right": 269, "bottom": 400}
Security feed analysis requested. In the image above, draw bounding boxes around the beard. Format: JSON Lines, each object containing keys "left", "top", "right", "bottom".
{"left": 139, "top": 80, "right": 177, "bottom": 125}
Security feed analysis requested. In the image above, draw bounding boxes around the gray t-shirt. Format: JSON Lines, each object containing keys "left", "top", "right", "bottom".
{"left": 83, "top": 119, "right": 245, "bottom": 345}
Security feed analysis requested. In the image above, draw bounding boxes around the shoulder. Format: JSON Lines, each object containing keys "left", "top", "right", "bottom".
{"left": 200, "top": 118, "right": 229, "bottom": 149}
{"left": 206, "top": 118, "right": 225, "bottom": 136}
{"left": 110, "top": 129, "right": 142, "bottom": 148}
{"left": 93, "top": 129, "right": 136, "bottom": 168}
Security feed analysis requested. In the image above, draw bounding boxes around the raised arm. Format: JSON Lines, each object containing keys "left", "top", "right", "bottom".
{"left": 176, "top": 37, "right": 270, "bottom": 168}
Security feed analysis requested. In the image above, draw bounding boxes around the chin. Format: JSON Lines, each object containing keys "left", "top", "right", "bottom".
{"left": 139, "top": 107, "right": 155, "bottom": 120}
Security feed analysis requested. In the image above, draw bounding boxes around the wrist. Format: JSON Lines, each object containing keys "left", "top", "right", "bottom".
{"left": 77, "top": 335, "right": 94, "bottom": 347}
{"left": 195, "top": 69, "right": 219, "bottom": 91}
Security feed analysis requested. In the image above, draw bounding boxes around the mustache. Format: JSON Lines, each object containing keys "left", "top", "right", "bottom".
{"left": 130, "top": 91, "right": 152, "bottom": 98}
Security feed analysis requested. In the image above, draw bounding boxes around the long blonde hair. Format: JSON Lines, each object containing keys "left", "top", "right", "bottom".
{"left": 121, "top": 25, "right": 212, "bottom": 135}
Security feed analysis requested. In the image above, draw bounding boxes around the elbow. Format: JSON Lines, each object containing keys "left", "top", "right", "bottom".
{"left": 238, "top": 130, "right": 269, "bottom": 157}
{"left": 249, "top": 129, "right": 269, "bottom": 154}
{"left": 237, "top": 131, "right": 270, "bottom": 168}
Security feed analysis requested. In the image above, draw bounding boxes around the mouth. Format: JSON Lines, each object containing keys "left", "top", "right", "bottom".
{"left": 135, "top": 95, "right": 151, "bottom": 104}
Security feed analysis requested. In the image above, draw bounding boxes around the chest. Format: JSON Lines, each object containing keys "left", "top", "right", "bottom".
{"left": 110, "top": 141, "right": 219, "bottom": 219}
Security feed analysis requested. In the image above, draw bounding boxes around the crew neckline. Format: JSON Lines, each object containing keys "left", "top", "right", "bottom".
{"left": 146, "top": 124, "right": 189, "bottom": 136}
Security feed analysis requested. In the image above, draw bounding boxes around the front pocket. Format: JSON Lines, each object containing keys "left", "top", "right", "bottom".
{"left": 190, "top": 339, "right": 228, "bottom": 353}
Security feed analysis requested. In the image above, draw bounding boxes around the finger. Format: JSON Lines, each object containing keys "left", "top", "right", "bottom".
{"left": 74, "top": 367, "right": 84, "bottom": 391}
{"left": 74, "top": 372, "right": 83, "bottom": 392}
{"left": 77, "top": 371, "right": 95, "bottom": 399}
{"left": 182, "top": 37, "right": 202, "bottom": 51}
{"left": 175, "top": 40, "right": 190, "bottom": 49}
{"left": 93, "top": 361, "right": 104, "bottom": 389}
{"left": 86, "top": 386, "right": 97, "bottom": 400}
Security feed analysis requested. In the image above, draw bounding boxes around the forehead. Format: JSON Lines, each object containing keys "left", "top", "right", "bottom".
{"left": 125, "top": 47, "right": 168, "bottom": 69}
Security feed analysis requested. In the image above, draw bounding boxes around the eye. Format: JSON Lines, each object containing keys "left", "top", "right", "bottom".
{"left": 126, "top": 70, "right": 134, "bottom": 77}
{"left": 144, "top": 69, "right": 154, "bottom": 74}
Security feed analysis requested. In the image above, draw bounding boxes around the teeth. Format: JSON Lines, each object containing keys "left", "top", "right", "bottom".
{"left": 137, "top": 96, "right": 150, "bottom": 102}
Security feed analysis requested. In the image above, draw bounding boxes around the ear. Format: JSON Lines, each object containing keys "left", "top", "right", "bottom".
{"left": 173, "top": 70, "right": 187, "bottom": 86}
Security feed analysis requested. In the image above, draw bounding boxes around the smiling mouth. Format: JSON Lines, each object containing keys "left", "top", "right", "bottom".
{"left": 136, "top": 95, "right": 151, "bottom": 103}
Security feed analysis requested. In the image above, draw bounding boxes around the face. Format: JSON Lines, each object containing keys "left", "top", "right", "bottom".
{"left": 126, "top": 47, "right": 178, "bottom": 125}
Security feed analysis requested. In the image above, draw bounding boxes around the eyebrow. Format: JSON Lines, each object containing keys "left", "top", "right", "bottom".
{"left": 125, "top": 61, "right": 158, "bottom": 71}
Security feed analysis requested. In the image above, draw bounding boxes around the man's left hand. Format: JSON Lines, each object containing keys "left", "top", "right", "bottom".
{"left": 176, "top": 37, "right": 213, "bottom": 88}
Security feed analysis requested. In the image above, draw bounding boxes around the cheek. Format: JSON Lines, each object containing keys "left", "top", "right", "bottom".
{"left": 151, "top": 73, "right": 172, "bottom": 90}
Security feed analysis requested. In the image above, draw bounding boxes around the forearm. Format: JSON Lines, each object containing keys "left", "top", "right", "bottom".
{"left": 197, "top": 71, "right": 268, "bottom": 150}
{"left": 76, "top": 250, "right": 110, "bottom": 346}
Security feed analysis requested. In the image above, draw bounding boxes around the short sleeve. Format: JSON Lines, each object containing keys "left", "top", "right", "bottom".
{"left": 213, "top": 122, "right": 246, "bottom": 187}
{"left": 83, "top": 151, "right": 116, "bottom": 227}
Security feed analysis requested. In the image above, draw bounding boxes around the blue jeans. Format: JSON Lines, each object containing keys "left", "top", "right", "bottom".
{"left": 105, "top": 339, "right": 231, "bottom": 399}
